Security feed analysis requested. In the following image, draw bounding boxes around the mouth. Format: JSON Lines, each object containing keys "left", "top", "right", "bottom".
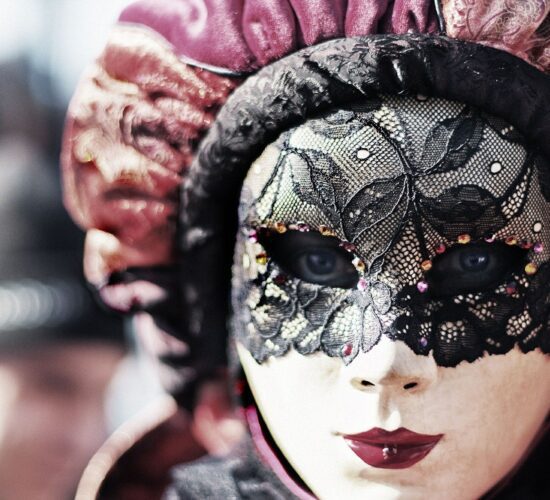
{"left": 342, "top": 427, "right": 443, "bottom": 469}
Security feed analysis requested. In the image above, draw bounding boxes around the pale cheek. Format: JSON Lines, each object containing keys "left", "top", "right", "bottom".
{"left": 241, "top": 343, "right": 550, "bottom": 499}
{"left": 408, "top": 350, "right": 550, "bottom": 495}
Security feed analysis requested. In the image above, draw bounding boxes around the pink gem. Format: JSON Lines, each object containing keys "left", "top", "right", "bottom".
{"left": 357, "top": 278, "right": 368, "bottom": 292}
{"left": 505, "top": 282, "right": 517, "bottom": 295}
{"left": 417, "top": 280, "right": 428, "bottom": 293}
{"left": 340, "top": 241, "right": 356, "bottom": 252}
{"left": 297, "top": 222, "right": 310, "bottom": 232}
{"left": 248, "top": 229, "right": 258, "bottom": 242}
{"left": 342, "top": 343, "right": 353, "bottom": 356}
{"left": 484, "top": 235, "right": 496, "bottom": 243}
{"left": 534, "top": 242, "right": 544, "bottom": 254}
{"left": 435, "top": 244, "right": 446, "bottom": 254}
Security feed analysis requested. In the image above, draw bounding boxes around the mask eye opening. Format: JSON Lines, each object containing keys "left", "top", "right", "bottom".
{"left": 424, "top": 240, "right": 529, "bottom": 298}
{"left": 253, "top": 225, "right": 361, "bottom": 289}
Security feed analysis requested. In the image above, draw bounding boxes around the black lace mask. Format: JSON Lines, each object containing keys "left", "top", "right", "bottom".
{"left": 231, "top": 95, "right": 550, "bottom": 367}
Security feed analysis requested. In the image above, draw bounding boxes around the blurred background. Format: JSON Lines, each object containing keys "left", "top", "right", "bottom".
{"left": 0, "top": 2, "right": 165, "bottom": 499}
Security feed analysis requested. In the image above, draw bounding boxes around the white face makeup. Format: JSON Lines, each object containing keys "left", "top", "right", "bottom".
{"left": 232, "top": 96, "right": 550, "bottom": 498}
{"left": 238, "top": 342, "right": 550, "bottom": 500}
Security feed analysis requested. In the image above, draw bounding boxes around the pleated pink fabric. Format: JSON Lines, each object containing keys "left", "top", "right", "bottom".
{"left": 119, "top": 0, "right": 438, "bottom": 72}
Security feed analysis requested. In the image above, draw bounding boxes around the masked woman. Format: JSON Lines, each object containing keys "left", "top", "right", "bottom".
{"left": 61, "top": 1, "right": 550, "bottom": 498}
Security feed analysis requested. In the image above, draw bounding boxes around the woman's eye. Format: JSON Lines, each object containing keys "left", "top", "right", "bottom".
{"left": 301, "top": 250, "right": 337, "bottom": 275}
{"left": 427, "top": 242, "right": 525, "bottom": 297}
{"left": 258, "top": 230, "right": 359, "bottom": 288}
{"left": 459, "top": 249, "right": 490, "bottom": 272}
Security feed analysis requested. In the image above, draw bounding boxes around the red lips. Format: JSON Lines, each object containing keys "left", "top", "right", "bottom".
{"left": 343, "top": 428, "right": 443, "bottom": 469}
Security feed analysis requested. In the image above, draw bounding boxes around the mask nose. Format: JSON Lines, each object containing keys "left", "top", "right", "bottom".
{"left": 345, "top": 336, "right": 438, "bottom": 394}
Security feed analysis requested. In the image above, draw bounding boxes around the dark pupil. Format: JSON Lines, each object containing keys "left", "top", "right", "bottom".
{"left": 460, "top": 250, "right": 489, "bottom": 272}
{"left": 306, "top": 251, "right": 336, "bottom": 275}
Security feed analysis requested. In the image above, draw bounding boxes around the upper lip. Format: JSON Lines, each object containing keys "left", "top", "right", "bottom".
{"left": 342, "top": 427, "right": 443, "bottom": 446}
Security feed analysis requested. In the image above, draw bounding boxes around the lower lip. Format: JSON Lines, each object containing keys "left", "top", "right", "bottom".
{"left": 344, "top": 437, "right": 441, "bottom": 469}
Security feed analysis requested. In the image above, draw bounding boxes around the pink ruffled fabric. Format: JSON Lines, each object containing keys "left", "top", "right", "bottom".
{"left": 119, "top": 0, "right": 438, "bottom": 72}
{"left": 443, "top": 0, "right": 550, "bottom": 71}
{"left": 61, "top": 26, "right": 238, "bottom": 306}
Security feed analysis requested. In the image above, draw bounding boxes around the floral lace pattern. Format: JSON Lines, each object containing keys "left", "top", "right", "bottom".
{"left": 232, "top": 95, "right": 550, "bottom": 367}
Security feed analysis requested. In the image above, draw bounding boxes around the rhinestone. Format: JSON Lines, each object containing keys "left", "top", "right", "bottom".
{"left": 340, "top": 242, "right": 356, "bottom": 252}
{"left": 297, "top": 222, "right": 310, "bottom": 232}
{"left": 417, "top": 281, "right": 429, "bottom": 293}
{"left": 533, "top": 222, "right": 543, "bottom": 233}
{"left": 248, "top": 229, "right": 258, "bottom": 243}
{"left": 256, "top": 253, "right": 268, "bottom": 265}
{"left": 273, "top": 222, "right": 287, "bottom": 233}
{"left": 484, "top": 235, "right": 496, "bottom": 243}
{"left": 319, "top": 225, "right": 336, "bottom": 237}
{"left": 505, "top": 236, "right": 518, "bottom": 246}
{"left": 505, "top": 282, "right": 517, "bottom": 295}
{"left": 525, "top": 263, "right": 538, "bottom": 275}
{"left": 353, "top": 258, "right": 366, "bottom": 272}
{"left": 342, "top": 343, "right": 353, "bottom": 356}
{"left": 457, "top": 234, "right": 471, "bottom": 244}
{"left": 419, "top": 337, "right": 428, "bottom": 348}
{"left": 420, "top": 260, "right": 432, "bottom": 272}
{"left": 534, "top": 242, "right": 544, "bottom": 254}
{"left": 356, "top": 149, "right": 370, "bottom": 160}
{"left": 357, "top": 278, "right": 368, "bottom": 292}
{"left": 490, "top": 161, "right": 502, "bottom": 174}
{"left": 435, "top": 244, "right": 446, "bottom": 254}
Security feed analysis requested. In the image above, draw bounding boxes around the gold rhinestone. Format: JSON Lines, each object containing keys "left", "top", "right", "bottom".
{"left": 274, "top": 222, "right": 287, "bottom": 234}
{"left": 420, "top": 259, "right": 432, "bottom": 272}
{"left": 505, "top": 236, "right": 518, "bottom": 246}
{"left": 256, "top": 252, "right": 268, "bottom": 265}
{"left": 525, "top": 262, "right": 538, "bottom": 275}
{"left": 319, "top": 225, "right": 336, "bottom": 237}
{"left": 457, "top": 234, "right": 471, "bottom": 244}
{"left": 352, "top": 258, "right": 365, "bottom": 272}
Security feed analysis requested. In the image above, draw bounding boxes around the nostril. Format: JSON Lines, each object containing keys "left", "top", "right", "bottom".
{"left": 403, "top": 382, "right": 418, "bottom": 390}
{"left": 351, "top": 377, "right": 376, "bottom": 390}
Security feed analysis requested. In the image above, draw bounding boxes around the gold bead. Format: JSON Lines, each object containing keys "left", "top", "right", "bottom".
{"left": 273, "top": 222, "right": 287, "bottom": 234}
{"left": 319, "top": 225, "right": 336, "bottom": 237}
{"left": 505, "top": 236, "right": 518, "bottom": 246}
{"left": 457, "top": 234, "right": 471, "bottom": 244}
{"left": 352, "top": 257, "right": 365, "bottom": 272}
{"left": 525, "top": 262, "right": 538, "bottom": 275}
{"left": 420, "top": 259, "right": 432, "bottom": 272}
{"left": 256, "top": 252, "right": 268, "bottom": 265}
